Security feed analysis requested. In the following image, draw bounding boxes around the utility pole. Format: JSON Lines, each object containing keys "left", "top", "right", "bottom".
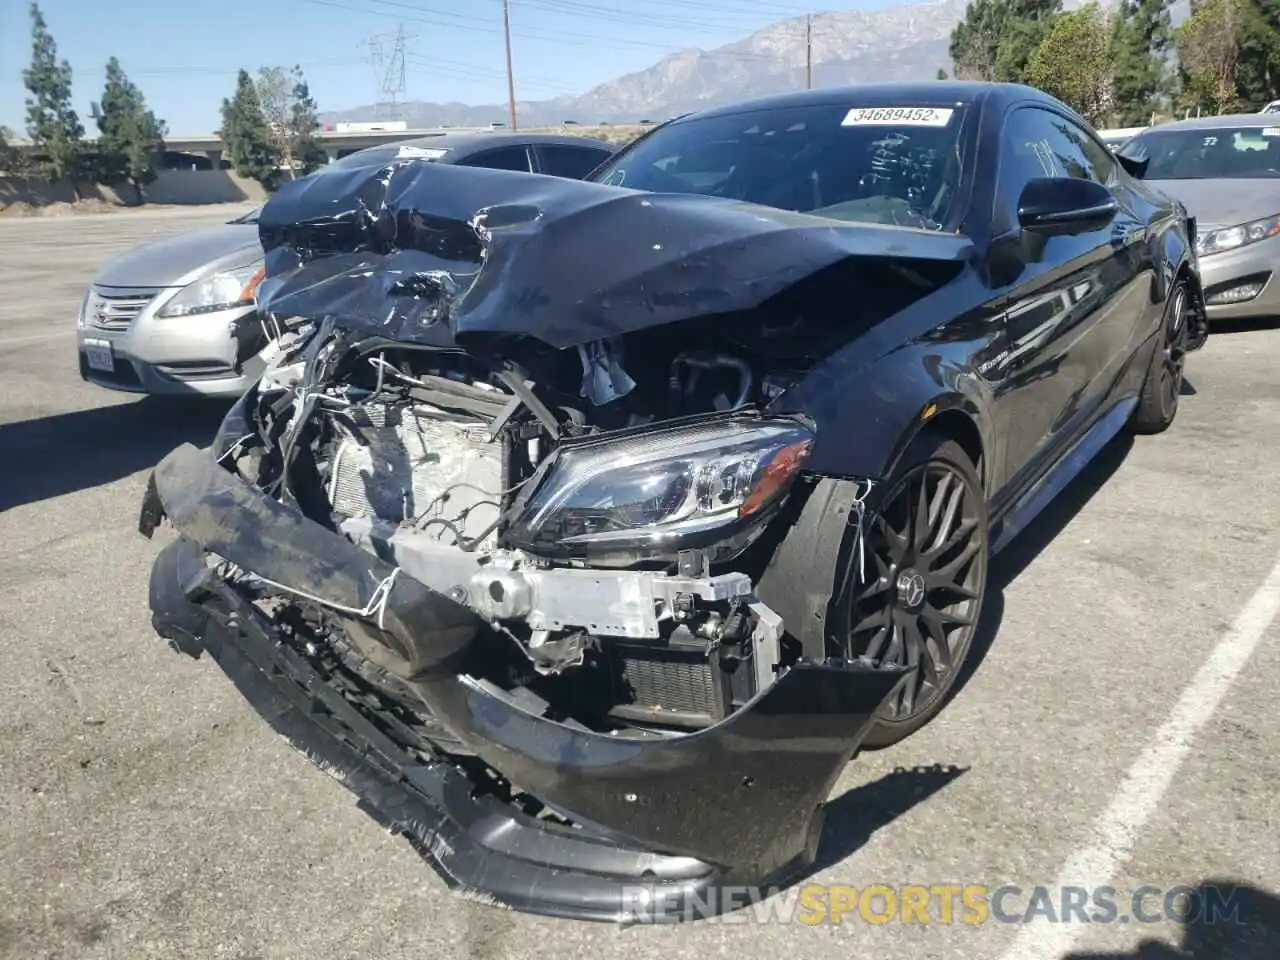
{"left": 502, "top": 0, "right": 518, "bottom": 130}
{"left": 805, "top": 14, "right": 812, "bottom": 90}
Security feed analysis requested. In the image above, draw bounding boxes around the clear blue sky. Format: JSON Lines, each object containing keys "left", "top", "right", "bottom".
{"left": 0, "top": 0, "right": 893, "bottom": 134}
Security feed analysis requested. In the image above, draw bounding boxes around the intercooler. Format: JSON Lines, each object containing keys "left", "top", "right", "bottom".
{"left": 604, "top": 642, "right": 721, "bottom": 724}
{"left": 326, "top": 402, "right": 503, "bottom": 548}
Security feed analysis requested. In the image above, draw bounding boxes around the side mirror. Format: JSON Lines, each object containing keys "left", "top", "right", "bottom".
{"left": 1017, "top": 177, "right": 1118, "bottom": 236}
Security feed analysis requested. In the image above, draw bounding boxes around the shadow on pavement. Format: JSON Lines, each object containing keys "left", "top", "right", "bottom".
{"left": 1206, "top": 316, "right": 1280, "bottom": 336}
{"left": 0, "top": 397, "right": 228, "bottom": 512}
{"left": 812, "top": 763, "right": 969, "bottom": 873}
{"left": 949, "top": 430, "right": 1135, "bottom": 706}
{"left": 1065, "top": 880, "right": 1280, "bottom": 960}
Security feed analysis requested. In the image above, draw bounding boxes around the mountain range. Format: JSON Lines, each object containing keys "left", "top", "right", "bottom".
{"left": 320, "top": 0, "right": 968, "bottom": 129}
{"left": 318, "top": 0, "right": 1187, "bottom": 130}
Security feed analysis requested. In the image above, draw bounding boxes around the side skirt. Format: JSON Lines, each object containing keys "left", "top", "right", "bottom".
{"left": 988, "top": 395, "right": 1138, "bottom": 557}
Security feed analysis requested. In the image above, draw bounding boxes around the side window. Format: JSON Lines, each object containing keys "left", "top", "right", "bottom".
{"left": 537, "top": 145, "right": 611, "bottom": 179}
{"left": 995, "top": 107, "right": 1110, "bottom": 230}
{"left": 459, "top": 146, "right": 532, "bottom": 172}
{"left": 1077, "top": 131, "right": 1116, "bottom": 183}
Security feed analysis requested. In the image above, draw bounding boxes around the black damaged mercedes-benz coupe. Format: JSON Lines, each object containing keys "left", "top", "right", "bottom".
{"left": 138, "top": 82, "right": 1207, "bottom": 921}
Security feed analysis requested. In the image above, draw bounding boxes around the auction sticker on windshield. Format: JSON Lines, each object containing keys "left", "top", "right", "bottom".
{"left": 397, "top": 145, "right": 448, "bottom": 160}
{"left": 842, "top": 107, "right": 955, "bottom": 127}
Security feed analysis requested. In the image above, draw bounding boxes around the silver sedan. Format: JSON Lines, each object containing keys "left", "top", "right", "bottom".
{"left": 77, "top": 206, "right": 268, "bottom": 397}
{"left": 76, "top": 131, "right": 617, "bottom": 398}
{"left": 1120, "top": 114, "right": 1280, "bottom": 321}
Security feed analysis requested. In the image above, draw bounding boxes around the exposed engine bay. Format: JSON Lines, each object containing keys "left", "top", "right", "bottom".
{"left": 219, "top": 322, "right": 826, "bottom": 729}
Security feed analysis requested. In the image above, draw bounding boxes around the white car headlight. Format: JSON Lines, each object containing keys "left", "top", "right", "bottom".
{"left": 157, "top": 260, "right": 265, "bottom": 318}
{"left": 1194, "top": 213, "right": 1280, "bottom": 257}
{"left": 507, "top": 415, "right": 814, "bottom": 560}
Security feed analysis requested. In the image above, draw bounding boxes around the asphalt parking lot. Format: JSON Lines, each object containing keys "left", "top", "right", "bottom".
{"left": 0, "top": 207, "right": 1278, "bottom": 960}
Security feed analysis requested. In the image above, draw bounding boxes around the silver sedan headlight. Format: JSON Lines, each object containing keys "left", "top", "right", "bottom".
{"left": 157, "top": 260, "right": 266, "bottom": 318}
{"left": 1194, "top": 213, "right": 1280, "bottom": 257}
{"left": 507, "top": 415, "right": 814, "bottom": 559}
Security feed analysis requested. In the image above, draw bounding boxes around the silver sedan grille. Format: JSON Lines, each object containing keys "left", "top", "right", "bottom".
{"left": 87, "top": 289, "right": 158, "bottom": 331}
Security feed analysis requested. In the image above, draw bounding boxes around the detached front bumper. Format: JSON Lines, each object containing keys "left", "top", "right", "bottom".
{"left": 139, "top": 443, "right": 911, "bottom": 922}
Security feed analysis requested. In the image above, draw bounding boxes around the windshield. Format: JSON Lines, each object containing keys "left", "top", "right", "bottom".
{"left": 587, "top": 101, "right": 970, "bottom": 230}
{"left": 1121, "top": 126, "right": 1280, "bottom": 179}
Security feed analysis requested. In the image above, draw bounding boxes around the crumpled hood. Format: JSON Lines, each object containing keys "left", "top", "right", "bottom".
{"left": 1145, "top": 178, "right": 1280, "bottom": 230}
{"left": 254, "top": 158, "right": 972, "bottom": 351}
{"left": 95, "top": 223, "right": 261, "bottom": 288}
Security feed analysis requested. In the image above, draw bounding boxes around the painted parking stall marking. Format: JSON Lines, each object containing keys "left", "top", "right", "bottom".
{"left": 999, "top": 550, "right": 1280, "bottom": 960}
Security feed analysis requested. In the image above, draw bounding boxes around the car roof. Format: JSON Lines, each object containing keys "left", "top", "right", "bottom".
{"left": 1140, "top": 113, "right": 1280, "bottom": 133}
{"left": 669, "top": 81, "right": 1057, "bottom": 123}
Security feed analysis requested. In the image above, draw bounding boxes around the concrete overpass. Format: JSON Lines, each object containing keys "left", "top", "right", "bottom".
{"left": 11, "top": 125, "right": 513, "bottom": 168}
{"left": 167, "top": 125, "right": 512, "bottom": 165}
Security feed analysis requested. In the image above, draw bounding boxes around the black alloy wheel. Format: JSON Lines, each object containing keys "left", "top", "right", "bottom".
{"left": 1132, "top": 281, "right": 1190, "bottom": 435}
{"left": 1156, "top": 285, "right": 1188, "bottom": 423}
{"left": 841, "top": 436, "right": 988, "bottom": 748}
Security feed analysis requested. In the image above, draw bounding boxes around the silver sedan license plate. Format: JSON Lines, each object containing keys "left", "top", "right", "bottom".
{"left": 83, "top": 338, "right": 114, "bottom": 372}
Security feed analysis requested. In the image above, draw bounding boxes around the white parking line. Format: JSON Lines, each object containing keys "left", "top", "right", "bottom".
{"left": 0, "top": 331, "right": 69, "bottom": 348}
{"left": 1000, "top": 550, "right": 1280, "bottom": 960}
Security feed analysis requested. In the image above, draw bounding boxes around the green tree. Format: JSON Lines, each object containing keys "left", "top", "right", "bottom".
{"left": 993, "top": 9, "right": 1060, "bottom": 83}
{"left": 951, "top": 0, "right": 1006, "bottom": 80}
{"left": 1176, "top": 0, "right": 1247, "bottom": 113}
{"left": 0, "top": 127, "right": 27, "bottom": 174}
{"left": 288, "top": 71, "right": 327, "bottom": 175}
{"left": 22, "top": 2, "right": 86, "bottom": 196}
{"left": 1111, "top": 0, "right": 1174, "bottom": 125}
{"left": 255, "top": 65, "right": 326, "bottom": 179}
{"left": 220, "top": 69, "right": 278, "bottom": 188}
{"left": 1234, "top": 0, "right": 1280, "bottom": 107}
{"left": 1025, "top": 4, "right": 1115, "bottom": 124}
{"left": 96, "top": 57, "right": 167, "bottom": 203}
{"left": 950, "top": 0, "right": 1062, "bottom": 83}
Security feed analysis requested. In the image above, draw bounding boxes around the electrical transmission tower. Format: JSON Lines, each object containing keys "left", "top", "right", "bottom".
{"left": 361, "top": 25, "right": 416, "bottom": 120}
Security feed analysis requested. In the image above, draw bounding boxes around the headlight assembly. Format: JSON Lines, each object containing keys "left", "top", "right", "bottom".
{"left": 1194, "top": 213, "right": 1280, "bottom": 257}
{"left": 508, "top": 415, "right": 814, "bottom": 559}
{"left": 157, "top": 260, "right": 266, "bottom": 318}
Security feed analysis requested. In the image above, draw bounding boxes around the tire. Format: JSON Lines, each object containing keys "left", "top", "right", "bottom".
{"left": 842, "top": 432, "right": 990, "bottom": 748}
{"left": 1130, "top": 281, "right": 1189, "bottom": 435}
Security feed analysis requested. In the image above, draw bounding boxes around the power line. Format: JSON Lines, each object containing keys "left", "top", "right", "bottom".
{"left": 401, "top": 51, "right": 578, "bottom": 94}
{"left": 297, "top": 0, "right": 791, "bottom": 58}
{"left": 491, "top": 0, "right": 798, "bottom": 33}
{"left": 125, "top": 56, "right": 366, "bottom": 78}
